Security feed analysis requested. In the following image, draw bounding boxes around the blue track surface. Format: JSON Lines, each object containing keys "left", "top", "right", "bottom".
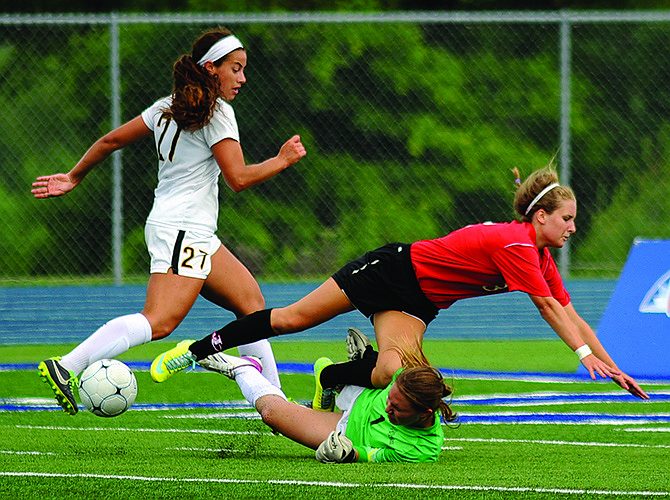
{"left": 0, "top": 280, "right": 615, "bottom": 345}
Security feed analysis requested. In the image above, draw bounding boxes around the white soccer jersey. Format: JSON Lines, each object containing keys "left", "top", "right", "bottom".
{"left": 141, "top": 96, "right": 240, "bottom": 233}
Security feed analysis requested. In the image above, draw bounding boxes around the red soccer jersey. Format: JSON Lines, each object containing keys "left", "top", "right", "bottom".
{"left": 410, "top": 221, "right": 570, "bottom": 309}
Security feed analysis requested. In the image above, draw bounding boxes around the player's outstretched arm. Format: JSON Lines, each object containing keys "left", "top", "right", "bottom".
{"left": 31, "top": 116, "right": 151, "bottom": 199}
{"left": 529, "top": 294, "right": 622, "bottom": 379}
{"left": 31, "top": 173, "right": 77, "bottom": 198}
{"left": 563, "top": 303, "right": 649, "bottom": 399}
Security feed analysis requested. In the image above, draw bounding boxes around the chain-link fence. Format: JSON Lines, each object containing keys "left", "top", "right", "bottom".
{"left": 2, "top": 11, "right": 670, "bottom": 285}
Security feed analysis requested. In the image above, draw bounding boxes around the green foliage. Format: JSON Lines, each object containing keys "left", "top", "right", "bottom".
{"left": 210, "top": 22, "right": 559, "bottom": 277}
{"left": 3, "top": 20, "right": 670, "bottom": 280}
{"left": 0, "top": 187, "right": 50, "bottom": 275}
{"left": 575, "top": 138, "right": 670, "bottom": 273}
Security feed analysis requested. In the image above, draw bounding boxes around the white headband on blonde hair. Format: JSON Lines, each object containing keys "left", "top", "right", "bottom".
{"left": 525, "top": 183, "right": 560, "bottom": 216}
{"left": 197, "top": 35, "right": 244, "bottom": 66}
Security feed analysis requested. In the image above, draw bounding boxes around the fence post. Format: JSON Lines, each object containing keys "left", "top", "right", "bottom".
{"left": 559, "top": 12, "right": 572, "bottom": 278}
{"left": 110, "top": 13, "right": 123, "bottom": 285}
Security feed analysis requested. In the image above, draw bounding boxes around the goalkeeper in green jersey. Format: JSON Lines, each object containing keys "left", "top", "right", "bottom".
{"left": 196, "top": 328, "right": 457, "bottom": 464}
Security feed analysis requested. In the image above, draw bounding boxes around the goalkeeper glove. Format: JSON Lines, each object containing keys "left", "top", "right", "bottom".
{"left": 315, "top": 430, "right": 356, "bottom": 463}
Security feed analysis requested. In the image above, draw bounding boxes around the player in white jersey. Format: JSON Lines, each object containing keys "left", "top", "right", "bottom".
{"left": 31, "top": 28, "right": 306, "bottom": 415}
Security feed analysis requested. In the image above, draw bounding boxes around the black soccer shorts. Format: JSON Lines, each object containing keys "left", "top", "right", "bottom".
{"left": 331, "top": 242, "right": 439, "bottom": 326}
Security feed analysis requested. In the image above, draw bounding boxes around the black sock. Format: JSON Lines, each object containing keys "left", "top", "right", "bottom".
{"left": 361, "top": 345, "right": 378, "bottom": 360}
{"left": 188, "top": 309, "right": 275, "bottom": 361}
{"left": 320, "top": 355, "right": 378, "bottom": 389}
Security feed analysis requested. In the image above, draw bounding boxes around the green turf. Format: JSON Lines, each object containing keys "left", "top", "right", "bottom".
{"left": 0, "top": 338, "right": 581, "bottom": 373}
{"left": 1, "top": 341, "right": 668, "bottom": 499}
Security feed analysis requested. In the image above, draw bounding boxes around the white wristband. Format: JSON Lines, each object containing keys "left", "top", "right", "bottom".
{"left": 574, "top": 345, "right": 592, "bottom": 361}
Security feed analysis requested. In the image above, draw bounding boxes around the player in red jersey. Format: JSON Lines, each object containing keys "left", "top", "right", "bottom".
{"left": 152, "top": 165, "right": 648, "bottom": 400}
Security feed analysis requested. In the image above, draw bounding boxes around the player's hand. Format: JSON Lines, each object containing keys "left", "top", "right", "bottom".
{"left": 315, "top": 430, "right": 356, "bottom": 463}
{"left": 277, "top": 135, "right": 306, "bottom": 167}
{"left": 612, "top": 372, "right": 650, "bottom": 400}
{"left": 580, "top": 354, "right": 620, "bottom": 380}
{"left": 31, "top": 174, "right": 76, "bottom": 199}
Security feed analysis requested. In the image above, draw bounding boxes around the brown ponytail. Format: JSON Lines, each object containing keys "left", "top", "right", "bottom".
{"left": 162, "top": 28, "right": 234, "bottom": 132}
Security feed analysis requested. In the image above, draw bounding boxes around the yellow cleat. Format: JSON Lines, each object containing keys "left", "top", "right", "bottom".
{"left": 150, "top": 340, "right": 196, "bottom": 383}
{"left": 312, "top": 357, "right": 335, "bottom": 412}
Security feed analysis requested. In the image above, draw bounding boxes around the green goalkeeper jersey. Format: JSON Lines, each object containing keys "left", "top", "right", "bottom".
{"left": 345, "top": 372, "right": 444, "bottom": 463}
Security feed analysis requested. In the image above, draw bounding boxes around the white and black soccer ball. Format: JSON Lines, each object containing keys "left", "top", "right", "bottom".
{"left": 78, "top": 359, "right": 137, "bottom": 417}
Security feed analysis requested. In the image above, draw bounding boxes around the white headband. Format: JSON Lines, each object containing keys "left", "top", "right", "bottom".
{"left": 525, "top": 183, "right": 560, "bottom": 216}
{"left": 197, "top": 35, "right": 244, "bottom": 66}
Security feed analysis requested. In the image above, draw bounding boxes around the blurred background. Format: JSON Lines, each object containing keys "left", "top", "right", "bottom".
{"left": 2, "top": 7, "right": 670, "bottom": 286}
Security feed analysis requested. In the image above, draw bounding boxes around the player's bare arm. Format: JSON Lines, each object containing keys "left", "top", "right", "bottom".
{"left": 563, "top": 303, "right": 649, "bottom": 399}
{"left": 529, "top": 294, "right": 620, "bottom": 380}
{"left": 31, "top": 116, "right": 151, "bottom": 199}
{"left": 213, "top": 135, "right": 306, "bottom": 192}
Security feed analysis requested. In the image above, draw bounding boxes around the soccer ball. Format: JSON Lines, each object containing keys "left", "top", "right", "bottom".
{"left": 78, "top": 359, "right": 138, "bottom": 417}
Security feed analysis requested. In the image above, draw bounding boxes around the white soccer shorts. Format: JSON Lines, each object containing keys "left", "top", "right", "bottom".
{"left": 145, "top": 224, "right": 222, "bottom": 279}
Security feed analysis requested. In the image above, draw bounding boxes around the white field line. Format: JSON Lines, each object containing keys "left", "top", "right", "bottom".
{"left": 462, "top": 419, "right": 670, "bottom": 425}
{"left": 163, "top": 412, "right": 261, "bottom": 419}
{"left": 0, "top": 450, "right": 56, "bottom": 456}
{"left": 1, "top": 398, "right": 55, "bottom": 404}
{"left": 0, "top": 446, "right": 242, "bottom": 456}
{"left": 0, "top": 471, "right": 667, "bottom": 497}
{"left": 9, "top": 424, "right": 274, "bottom": 435}
{"left": 457, "top": 391, "right": 636, "bottom": 400}
{"left": 454, "top": 391, "right": 670, "bottom": 406}
{"left": 165, "top": 447, "right": 239, "bottom": 453}
{"left": 456, "top": 410, "right": 670, "bottom": 417}
{"left": 162, "top": 411, "right": 670, "bottom": 425}
{"left": 620, "top": 428, "right": 670, "bottom": 433}
{"left": 8, "top": 425, "right": 668, "bottom": 450}
{"left": 443, "top": 437, "right": 670, "bottom": 449}
{"left": 5, "top": 390, "right": 670, "bottom": 413}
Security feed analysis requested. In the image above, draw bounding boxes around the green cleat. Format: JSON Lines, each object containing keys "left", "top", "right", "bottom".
{"left": 150, "top": 340, "right": 196, "bottom": 383}
{"left": 38, "top": 357, "right": 79, "bottom": 415}
{"left": 312, "top": 357, "right": 335, "bottom": 412}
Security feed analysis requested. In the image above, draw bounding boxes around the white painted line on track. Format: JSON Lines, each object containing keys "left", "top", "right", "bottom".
{"left": 0, "top": 471, "right": 667, "bottom": 496}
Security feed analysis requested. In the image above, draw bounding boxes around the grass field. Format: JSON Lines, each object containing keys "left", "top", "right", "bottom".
{"left": 2, "top": 340, "right": 669, "bottom": 499}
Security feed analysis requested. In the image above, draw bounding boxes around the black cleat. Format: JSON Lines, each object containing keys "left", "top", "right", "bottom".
{"left": 38, "top": 357, "right": 78, "bottom": 415}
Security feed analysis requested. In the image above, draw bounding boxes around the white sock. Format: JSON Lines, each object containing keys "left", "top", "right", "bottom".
{"left": 60, "top": 313, "right": 152, "bottom": 375}
{"left": 237, "top": 339, "right": 281, "bottom": 389}
{"left": 235, "top": 365, "right": 286, "bottom": 407}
